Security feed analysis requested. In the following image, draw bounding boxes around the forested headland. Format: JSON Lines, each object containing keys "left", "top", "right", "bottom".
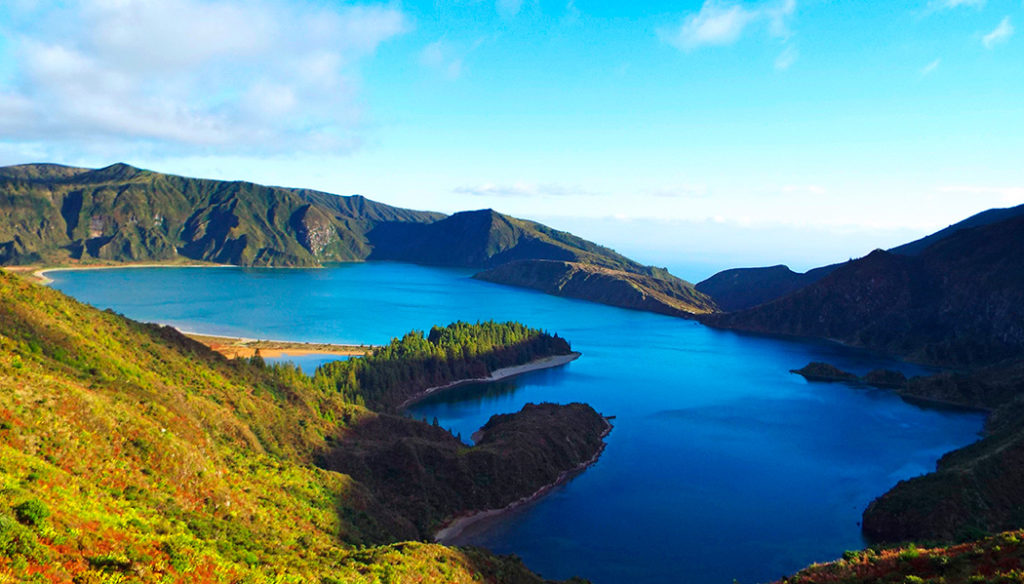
{"left": 301, "top": 320, "right": 573, "bottom": 410}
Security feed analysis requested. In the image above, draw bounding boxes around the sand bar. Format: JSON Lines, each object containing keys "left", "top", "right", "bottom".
{"left": 399, "top": 351, "right": 582, "bottom": 409}
{"left": 7, "top": 263, "right": 230, "bottom": 284}
{"left": 181, "top": 331, "right": 375, "bottom": 359}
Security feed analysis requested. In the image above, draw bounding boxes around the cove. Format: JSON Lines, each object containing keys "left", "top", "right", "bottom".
{"left": 49, "top": 263, "right": 985, "bottom": 584}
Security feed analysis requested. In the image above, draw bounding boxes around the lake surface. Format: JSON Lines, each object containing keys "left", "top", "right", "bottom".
{"left": 49, "top": 263, "right": 985, "bottom": 584}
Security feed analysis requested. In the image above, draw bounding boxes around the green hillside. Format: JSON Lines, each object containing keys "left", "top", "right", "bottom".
{"left": 0, "top": 163, "right": 442, "bottom": 267}
{"left": 475, "top": 260, "right": 717, "bottom": 316}
{"left": 368, "top": 209, "right": 653, "bottom": 273}
{"left": 0, "top": 163, "right": 716, "bottom": 316}
{"left": 0, "top": 269, "right": 602, "bottom": 583}
{"left": 777, "top": 530, "right": 1024, "bottom": 584}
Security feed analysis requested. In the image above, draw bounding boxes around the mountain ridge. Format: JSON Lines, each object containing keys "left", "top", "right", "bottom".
{"left": 0, "top": 162, "right": 716, "bottom": 316}
{"left": 703, "top": 212, "right": 1024, "bottom": 368}
{"left": 697, "top": 202, "right": 1024, "bottom": 312}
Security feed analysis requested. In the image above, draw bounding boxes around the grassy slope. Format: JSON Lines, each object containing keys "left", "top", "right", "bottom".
{"left": 0, "top": 163, "right": 442, "bottom": 267}
{"left": 0, "top": 270, "right": 580, "bottom": 583}
{"left": 778, "top": 531, "right": 1024, "bottom": 584}
{"left": 474, "top": 260, "right": 717, "bottom": 316}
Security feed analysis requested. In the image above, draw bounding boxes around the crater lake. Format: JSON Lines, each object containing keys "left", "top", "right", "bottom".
{"left": 49, "top": 263, "right": 985, "bottom": 584}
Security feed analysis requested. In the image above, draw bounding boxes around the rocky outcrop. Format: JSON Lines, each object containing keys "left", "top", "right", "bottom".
{"left": 862, "top": 368, "right": 909, "bottom": 389}
{"left": 474, "top": 259, "right": 717, "bottom": 316}
{"left": 790, "top": 362, "right": 859, "bottom": 383}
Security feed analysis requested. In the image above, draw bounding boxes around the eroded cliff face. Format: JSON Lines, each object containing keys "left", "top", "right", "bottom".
{"left": 474, "top": 259, "right": 717, "bottom": 316}
{"left": 316, "top": 402, "right": 611, "bottom": 537}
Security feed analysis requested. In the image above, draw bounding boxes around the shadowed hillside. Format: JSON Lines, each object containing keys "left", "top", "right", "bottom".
{"left": 695, "top": 264, "right": 837, "bottom": 312}
{"left": 697, "top": 203, "right": 1024, "bottom": 312}
{"left": 704, "top": 213, "right": 1024, "bottom": 368}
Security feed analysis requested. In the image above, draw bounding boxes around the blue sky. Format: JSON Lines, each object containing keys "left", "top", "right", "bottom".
{"left": 1, "top": 0, "right": 1021, "bottom": 279}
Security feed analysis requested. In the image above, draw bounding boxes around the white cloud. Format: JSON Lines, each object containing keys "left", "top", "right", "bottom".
{"left": 454, "top": 183, "right": 596, "bottom": 197}
{"left": 661, "top": 0, "right": 796, "bottom": 51}
{"left": 420, "top": 40, "right": 463, "bottom": 79}
{"left": 496, "top": 0, "right": 523, "bottom": 18}
{"left": 0, "top": 0, "right": 409, "bottom": 153}
{"left": 648, "top": 186, "right": 710, "bottom": 199}
{"left": 775, "top": 45, "right": 798, "bottom": 70}
{"left": 928, "top": 0, "right": 986, "bottom": 10}
{"left": 921, "top": 58, "right": 941, "bottom": 75}
{"left": 420, "top": 38, "right": 486, "bottom": 79}
{"left": 940, "top": 185, "right": 1024, "bottom": 205}
{"left": 564, "top": 0, "right": 581, "bottom": 24}
{"left": 983, "top": 16, "right": 1014, "bottom": 48}
{"left": 780, "top": 184, "right": 826, "bottom": 195}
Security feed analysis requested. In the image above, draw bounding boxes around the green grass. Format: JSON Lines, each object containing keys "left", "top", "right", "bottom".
{"left": 0, "top": 270, "right": 570, "bottom": 583}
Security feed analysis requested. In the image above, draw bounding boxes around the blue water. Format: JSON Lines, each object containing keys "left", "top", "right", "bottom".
{"left": 49, "top": 264, "right": 985, "bottom": 584}
{"left": 263, "top": 353, "right": 348, "bottom": 374}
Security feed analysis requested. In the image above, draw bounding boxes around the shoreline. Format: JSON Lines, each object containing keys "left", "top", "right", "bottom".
{"left": 399, "top": 352, "right": 582, "bottom": 409}
{"left": 180, "top": 330, "right": 375, "bottom": 359}
{"left": 24, "top": 263, "right": 230, "bottom": 285}
{"left": 434, "top": 417, "right": 613, "bottom": 544}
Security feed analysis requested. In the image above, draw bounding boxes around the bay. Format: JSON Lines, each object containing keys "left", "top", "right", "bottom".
{"left": 49, "top": 263, "right": 985, "bottom": 584}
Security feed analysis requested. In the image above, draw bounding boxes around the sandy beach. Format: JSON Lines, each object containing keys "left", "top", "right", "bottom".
{"left": 0, "top": 263, "right": 230, "bottom": 284}
{"left": 181, "top": 331, "right": 375, "bottom": 359}
{"left": 399, "top": 351, "right": 582, "bottom": 409}
{"left": 433, "top": 416, "right": 613, "bottom": 544}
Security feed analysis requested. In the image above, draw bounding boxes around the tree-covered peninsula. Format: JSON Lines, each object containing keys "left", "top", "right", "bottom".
{"left": 309, "top": 320, "right": 575, "bottom": 410}
{"left": 0, "top": 269, "right": 605, "bottom": 583}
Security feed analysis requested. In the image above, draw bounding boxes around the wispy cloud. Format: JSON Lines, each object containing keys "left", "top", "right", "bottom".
{"left": 648, "top": 186, "right": 710, "bottom": 199}
{"left": 940, "top": 185, "right": 1024, "bottom": 204}
{"left": 496, "top": 0, "right": 523, "bottom": 18}
{"left": 982, "top": 16, "right": 1014, "bottom": 48}
{"left": 928, "top": 0, "right": 986, "bottom": 10}
{"left": 0, "top": 0, "right": 409, "bottom": 154}
{"left": 775, "top": 45, "right": 798, "bottom": 70}
{"left": 660, "top": 0, "right": 796, "bottom": 51}
{"left": 564, "top": 0, "right": 582, "bottom": 25}
{"left": 454, "top": 183, "right": 596, "bottom": 198}
{"left": 421, "top": 40, "right": 462, "bottom": 79}
{"left": 780, "top": 184, "right": 827, "bottom": 195}
{"left": 420, "top": 37, "right": 485, "bottom": 80}
{"left": 921, "top": 58, "right": 941, "bottom": 76}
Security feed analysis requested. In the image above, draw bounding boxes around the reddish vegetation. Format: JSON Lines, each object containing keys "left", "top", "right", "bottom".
{"left": 779, "top": 531, "right": 1024, "bottom": 584}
